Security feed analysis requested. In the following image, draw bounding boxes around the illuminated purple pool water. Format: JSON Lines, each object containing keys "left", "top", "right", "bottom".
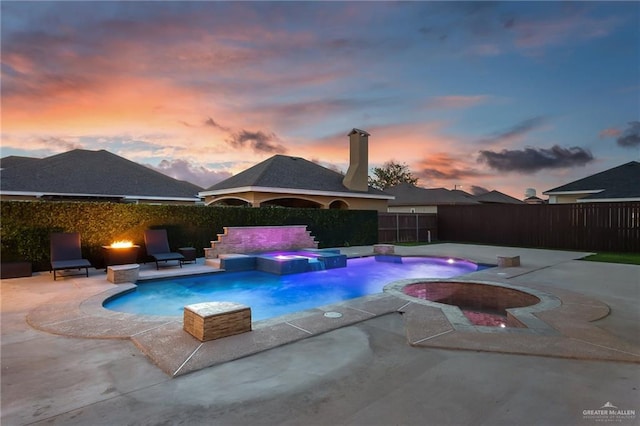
{"left": 104, "top": 256, "right": 482, "bottom": 321}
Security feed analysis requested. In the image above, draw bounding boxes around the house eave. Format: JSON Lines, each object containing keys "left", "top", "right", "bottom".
{"left": 542, "top": 189, "right": 603, "bottom": 196}
{"left": 199, "top": 186, "right": 395, "bottom": 200}
{"left": 0, "top": 190, "right": 201, "bottom": 202}
{"left": 577, "top": 197, "right": 640, "bottom": 203}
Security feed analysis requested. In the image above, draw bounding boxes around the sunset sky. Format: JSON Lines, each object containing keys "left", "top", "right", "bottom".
{"left": 2, "top": 1, "right": 639, "bottom": 199}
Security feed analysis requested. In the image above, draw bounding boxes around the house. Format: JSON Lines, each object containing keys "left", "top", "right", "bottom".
{"left": 386, "top": 184, "right": 523, "bottom": 213}
{"left": 199, "top": 129, "right": 393, "bottom": 211}
{"left": 523, "top": 188, "right": 546, "bottom": 204}
{"left": 543, "top": 161, "right": 640, "bottom": 203}
{"left": 472, "top": 190, "right": 524, "bottom": 205}
{"left": 0, "top": 149, "right": 203, "bottom": 204}
{"left": 385, "top": 183, "right": 480, "bottom": 213}
{"left": 524, "top": 195, "right": 546, "bottom": 205}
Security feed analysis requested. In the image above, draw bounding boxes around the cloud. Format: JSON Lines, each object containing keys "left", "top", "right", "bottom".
{"left": 424, "top": 95, "right": 488, "bottom": 110}
{"left": 414, "top": 152, "right": 487, "bottom": 183}
{"left": 509, "top": 12, "right": 620, "bottom": 50}
{"left": 256, "top": 98, "right": 360, "bottom": 121}
{"left": 204, "top": 117, "right": 229, "bottom": 132}
{"left": 311, "top": 158, "right": 343, "bottom": 174}
{"left": 469, "top": 185, "right": 490, "bottom": 195}
{"left": 478, "top": 145, "right": 594, "bottom": 173}
{"left": 1, "top": 135, "right": 83, "bottom": 154}
{"left": 599, "top": 127, "right": 621, "bottom": 138}
{"left": 148, "top": 158, "right": 231, "bottom": 188}
{"left": 616, "top": 121, "right": 640, "bottom": 148}
{"left": 227, "top": 130, "right": 287, "bottom": 154}
{"left": 478, "top": 117, "right": 546, "bottom": 145}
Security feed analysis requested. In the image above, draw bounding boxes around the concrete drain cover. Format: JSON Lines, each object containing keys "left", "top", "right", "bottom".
{"left": 324, "top": 311, "right": 343, "bottom": 318}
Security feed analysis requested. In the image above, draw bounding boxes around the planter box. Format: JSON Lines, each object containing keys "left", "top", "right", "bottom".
{"left": 1, "top": 262, "right": 32, "bottom": 279}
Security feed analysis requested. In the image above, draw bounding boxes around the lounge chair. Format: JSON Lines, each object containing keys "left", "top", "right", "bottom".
{"left": 50, "top": 232, "right": 92, "bottom": 280}
{"left": 143, "top": 229, "right": 185, "bottom": 270}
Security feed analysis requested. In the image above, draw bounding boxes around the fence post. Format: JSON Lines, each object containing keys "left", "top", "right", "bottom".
{"left": 415, "top": 213, "right": 419, "bottom": 242}
{"left": 396, "top": 214, "right": 399, "bottom": 242}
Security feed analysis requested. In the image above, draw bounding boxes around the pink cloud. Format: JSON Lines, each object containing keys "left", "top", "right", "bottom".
{"left": 599, "top": 127, "right": 621, "bottom": 138}
{"left": 424, "top": 95, "right": 489, "bottom": 110}
{"left": 147, "top": 158, "right": 231, "bottom": 188}
{"left": 510, "top": 14, "right": 620, "bottom": 50}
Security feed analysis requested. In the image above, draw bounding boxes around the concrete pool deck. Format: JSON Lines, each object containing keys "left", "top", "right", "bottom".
{"left": 2, "top": 243, "right": 639, "bottom": 425}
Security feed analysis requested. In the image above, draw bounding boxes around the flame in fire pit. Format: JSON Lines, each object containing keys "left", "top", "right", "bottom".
{"left": 110, "top": 241, "right": 134, "bottom": 248}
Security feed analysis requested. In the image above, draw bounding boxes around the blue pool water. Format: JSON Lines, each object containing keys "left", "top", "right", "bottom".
{"left": 104, "top": 256, "right": 480, "bottom": 321}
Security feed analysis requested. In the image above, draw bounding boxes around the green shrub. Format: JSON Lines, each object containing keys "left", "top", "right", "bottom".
{"left": 0, "top": 201, "right": 378, "bottom": 271}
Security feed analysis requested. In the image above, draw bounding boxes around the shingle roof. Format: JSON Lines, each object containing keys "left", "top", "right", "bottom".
{"left": 473, "top": 190, "right": 524, "bottom": 204}
{"left": 0, "top": 156, "right": 40, "bottom": 169}
{"left": 201, "top": 154, "right": 389, "bottom": 197}
{"left": 0, "top": 149, "right": 203, "bottom": 200}
{"left": 386, "top": 182, "right": 480, "bottom": 206}
{"left": 544, "top": 161, "right": 640, "bottom": 199}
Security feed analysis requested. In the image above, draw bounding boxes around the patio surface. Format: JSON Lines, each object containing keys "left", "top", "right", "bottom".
{"left": 2, "top": 243, "right": 639, "bottom": 425}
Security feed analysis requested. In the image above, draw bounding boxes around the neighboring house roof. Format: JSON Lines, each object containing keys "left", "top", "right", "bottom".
{"left": 199, "top": 154, "right": 392, "bottom": 200}
{"left": 451, "top": 189, "right": 475, "bottom": 198}
{"left": 473, "top": 190, "right": 524, "bottom": 204}
{"left": 386, "top": 183, "right": 480, "bottom": 206}
{"left": 543, "top": 161, "right": 640, "bottom": 202}
{"left": 0, "top": 155, "right": 40, "bottom": 169}
{"left": 524, "top": 195, "right": 546, "bottom": 204}
{"left": 0, "top": 149, "right": 203, "bottom": 202}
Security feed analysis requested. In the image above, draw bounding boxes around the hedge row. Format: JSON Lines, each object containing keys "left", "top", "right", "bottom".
{"left": 0, "top": 201, "right": 378, "bottom": 271}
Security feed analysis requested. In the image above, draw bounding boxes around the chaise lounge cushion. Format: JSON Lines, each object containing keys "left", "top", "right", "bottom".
{"left": 51, "top": 259, "right": 92, "bottom": 270}
{"left": 50, "top": 232, "right": 92, "bottom": 280}
{"left": 143, "top": 229, "right": 185, "bottom": 269}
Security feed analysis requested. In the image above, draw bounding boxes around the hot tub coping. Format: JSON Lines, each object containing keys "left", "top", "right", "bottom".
{"left": 384, "top": 278, "right": 562, "bottom": 334}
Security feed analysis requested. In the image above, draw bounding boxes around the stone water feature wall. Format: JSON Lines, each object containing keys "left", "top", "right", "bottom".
{"left": 204, "top": 225, "right": 319, "bottom": 259}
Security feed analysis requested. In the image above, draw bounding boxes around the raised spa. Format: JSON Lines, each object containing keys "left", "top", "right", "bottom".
{"left": 401, "top": 281, "right": 542, "bottom": 328}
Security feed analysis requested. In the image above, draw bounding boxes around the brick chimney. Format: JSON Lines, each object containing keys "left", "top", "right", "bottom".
{"left": 342, "top": 128, "right": 370, "bottom": 192}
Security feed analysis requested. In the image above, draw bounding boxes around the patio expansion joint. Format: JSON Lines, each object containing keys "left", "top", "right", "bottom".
{"left": 570, "top": 337, "right": 640, "bottom": 359}
{"left": 502, "top": 264, "right": 556, "bottom": 280}
{"left": 28, "top": 374, "right": 175, "bottom": 426}
{"left": 344, "top": 306, "right": 376, "bottom": 317}
{"left": 130, "top": 320, "right": 181, "bottom": 338}
{"left": 397, "top": 301, "right": 412, "bottom": 312}
{"left": 285, "top": 322, "right": 313, "bottom": 335}
{"left": 411, "top": 329, "right": 454, "bottom": 345}
{"left": 36, "top": 315, "right": 93, "bottom": 328}
{"left": 173, "top": 343, "right": 204, "bottom": 377}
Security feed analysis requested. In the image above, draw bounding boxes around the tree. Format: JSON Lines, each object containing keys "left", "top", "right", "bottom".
{"left": 368, "top": 160, "right": 418, "bottom": 190}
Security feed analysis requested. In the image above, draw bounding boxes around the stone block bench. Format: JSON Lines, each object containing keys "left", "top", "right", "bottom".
{"left": 107, "top": 264, "right": 139, "bottom": 284}
{"left": 183, "top": 301, "right": 252, "bottom": 342}
{"left": 497, "top": 255, "right": 521, "bottom": 267}
{"left": 373, "top": 244, "right": 395, "bottom": 255}
{"left": 219, "top": 254, "right": 257, "bottom": 272}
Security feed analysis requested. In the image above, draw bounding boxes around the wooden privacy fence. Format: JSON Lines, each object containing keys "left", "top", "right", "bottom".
{"left": 438, "top": 202, "right": 640, "bottom": 252}
{"left": 378, "top": 213, "right": 438, "bottom": 243}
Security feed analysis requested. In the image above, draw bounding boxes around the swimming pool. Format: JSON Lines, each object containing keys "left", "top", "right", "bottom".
{"left": 104, "top": 256, "right": 482, "bottom": 321}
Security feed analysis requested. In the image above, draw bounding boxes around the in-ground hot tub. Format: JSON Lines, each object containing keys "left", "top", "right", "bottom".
{"left": 385, "top": 279, "right": 561, "bottom": 331}
{"left": 403, "top": 281, "right": 540, "bottom": 327}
